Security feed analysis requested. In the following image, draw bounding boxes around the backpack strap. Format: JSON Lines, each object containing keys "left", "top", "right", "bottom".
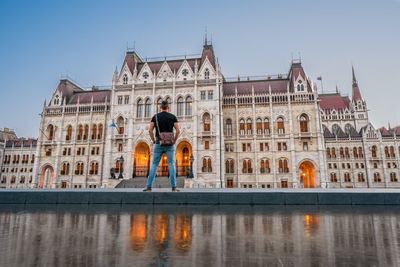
{"left": 154, "top": 113, "right": 160, "bottom": 137}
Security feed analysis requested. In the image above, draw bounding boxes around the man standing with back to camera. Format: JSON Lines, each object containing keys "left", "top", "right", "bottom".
{"left": 143, "top": 100, "right": 181, "bottom": 192}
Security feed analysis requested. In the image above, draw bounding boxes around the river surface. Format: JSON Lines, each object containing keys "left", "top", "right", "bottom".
{"left": 0, "top": 205, "right": 399, "bottom": 267}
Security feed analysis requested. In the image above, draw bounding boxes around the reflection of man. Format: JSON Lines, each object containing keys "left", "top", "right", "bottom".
{"left": 143, "top": 100, "right": 180, "bottom": 192}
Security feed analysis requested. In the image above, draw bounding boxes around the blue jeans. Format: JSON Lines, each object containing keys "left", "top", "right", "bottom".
{"left": 146, "top": 144, "right": 176, "bottom": 188}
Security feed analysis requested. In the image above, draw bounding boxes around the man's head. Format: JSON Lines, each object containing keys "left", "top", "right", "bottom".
{"left": 160, "top": 100, "right": 169, "bottom": 111}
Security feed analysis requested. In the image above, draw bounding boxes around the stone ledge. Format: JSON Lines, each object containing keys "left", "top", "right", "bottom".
{"left": 0, "top": 189, "right": 399, "bottom": 205}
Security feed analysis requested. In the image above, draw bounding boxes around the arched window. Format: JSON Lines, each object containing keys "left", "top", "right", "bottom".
{"left": 371, "top": 145, "right": 377, "bottom": 158}
{"left": 339, "top": 147, "right": 344, "bottom": 158}
{"left": 185, "top": 96, "right": 192, "bottom": 116}
{"left": 246, "top": 118, "right": 252, "bottom": 135}
{"left": 256, "top": 118, "right": 263, "bottom": 135}
{"left": 225, "top": 159, "right": 234, "bottom": 174}
{"left": 136, "top": 99, "right": 143, "bottom": 118}
{"left": 326, "top": 148, "right": 331, "bottom": 158}
{"left": 225, "top": 118, "right": 233, "bottom": 136}
{"left": 123, "top": 74, "right": 128, "bottom": 85}
{"left": 77, "top": 125, "right": 83, "bottom": 141}
{"left": 47, "top": 124, "right": 54, "bottom": 140}
{"left": 61, "top": 162, "right": 70, "bottom": 176}
{"left": 384, "top": 146, "right": 390, "bottom": 158}
{"left": 157, "top": 97, "right": 163, "bottom": 112}
{"left": 277, "top": 117, "right": 285, "bottom": 134}
{"left": 203, "top": 113, "right": 211, "bottom": 132}
{"left": 97, "top": 124, "right": 103, "bottom": 140}
{"left": 344, "top": 172, "right": 351, "bottom": 182}
{"left": 11, "top": 176, "right": 16, "bottom": 184}
{"left": 390, "top": 172, "right": 398, "bottom": 182}
{"left": 117, "top": 117, "right": 124, "bottom": 135}
{"left": 330, "top": 173, "right": 338, "bottom": 182}
{"left": 144, "top": 98, "right": 151, "bottom": 118}
{"left": 83, "top": 124, "right": 89, "bottom": 141}
{"left": 358, "top": 147, "right": 363, "bottom": 158}
{"left": 239, "top": 119, "right": 245, "bottom": 135}
{"left": 353, "top": 147, "right": 358, "bottom": 158}
{"left": 66, "top": 125, "right": 72, "bottom": 141}
{"left": 166, "top": 97, "right": 172, "bottom": 106}
{"left": 332, "top": 124, "right": 340, "bottom": 135}
{"left": 357, "top": 173, "right": 365, "bottom": 182}
{"left": 91, "top": 124, "right": 97, "bottom": 140}
{"left": 373, "top": 172, "right": 381, "bottom": 182}
{"left": 19, "top": 176, "right": 25, "bottom": 184}
{"left": 204, "top": 68, "right": 210, "bottom": 80}
{"left": 260, "top": 159, "right": 270, "bottom": 174}
{"left": 177, "top": 96, "right": 184, "bottom": 117}
{"left": 263, "top": 117, "right": 270, "bottom": 134}
{"left": 75, "top": 162, "right": 84, "bottom": 175}
{"left": 390, "top": 146, "right": 395, "bottom": 158}
{"left": 278, "top": 158, "right": 289, "bottom": 173}
{"left": 299, "top": 114, "right": 308, "bottom": 133}
{"left": 202, "top": 157, "right": 212, "bottom": 172}
{"left": 90, "top": 161, "right": 99, "bottom": 175}
{"left": 242, "top": 159, "right": 252, "bottom": 174}
{"left": 344, "top": 124, "right": 352, "bottom": 136}
{"left": 344, "top": 147, "right": 350, "bottom": 158}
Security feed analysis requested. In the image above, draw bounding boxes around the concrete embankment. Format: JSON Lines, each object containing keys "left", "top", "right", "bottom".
{"left": 0, "top": 188, "right": 400, "bottom": 205}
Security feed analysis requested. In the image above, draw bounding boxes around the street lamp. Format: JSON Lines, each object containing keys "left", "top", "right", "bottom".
{"left": 188, "top": 154, "right": 194, "bottom": 178}
{"left": 118, "top": 155, "right": 124, "bottom": 179}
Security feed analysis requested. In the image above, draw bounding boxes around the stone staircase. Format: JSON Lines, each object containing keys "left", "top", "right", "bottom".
{"left": 115, "top": 177, "right": 185, "bottom": 188}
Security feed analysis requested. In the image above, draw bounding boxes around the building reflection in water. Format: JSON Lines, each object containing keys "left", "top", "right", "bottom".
{"left": 153, "top": 214, "right": 168, "bottom": 248}
{"left": 129, "top": 214, "right": 147, "bottom": 252}
{"left": 173, "top": 214, "right": 192, "bottom": 253}
{"left": 0, "top": 207, "right": 400, "bottom": 266}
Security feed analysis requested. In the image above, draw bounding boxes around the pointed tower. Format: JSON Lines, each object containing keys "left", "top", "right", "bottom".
{"left": 352, "top": 66, "right": 363, "bottom": 102}
{"left": 201, "top": 35, "right": 216, "bottom": 69}
{"left": 351, "top": 66, "right": 369, "bottom": 131}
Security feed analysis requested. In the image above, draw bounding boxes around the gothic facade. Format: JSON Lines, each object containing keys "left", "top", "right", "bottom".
{"left": 18, "top": 41, "right": 399, "bottom": 189}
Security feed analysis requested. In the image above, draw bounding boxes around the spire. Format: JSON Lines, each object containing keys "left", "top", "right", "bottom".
{"left": 352, "top": 65, "right": 357, "bottom": 86}
{"left": 204, "top": 26, "right": 208, "bottom": 46}
{"left": 351, "top": 65, "right": 363, "bottom": 102}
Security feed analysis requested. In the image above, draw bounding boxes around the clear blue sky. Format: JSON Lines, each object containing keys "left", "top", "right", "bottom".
{"left": 1, "top": 0, "right": 399, "bottom": 137}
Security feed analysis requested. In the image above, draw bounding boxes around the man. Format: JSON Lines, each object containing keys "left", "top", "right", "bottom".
{"left": 143, "top": 100, "right": 180, "bottom": 192}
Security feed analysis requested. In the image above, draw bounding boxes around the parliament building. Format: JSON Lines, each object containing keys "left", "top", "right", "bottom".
{"left": 2, "top": 40, "right": 399, "bottom": 189}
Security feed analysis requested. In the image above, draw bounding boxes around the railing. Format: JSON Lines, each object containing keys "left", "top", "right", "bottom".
{"left": 133, "top": 166, "right": 190, "bottom": 177}
{"left": 298, "top": 132, "right": 312, "bottom": 138}
{"left": 115, "top": 134, "right": 127, "bottom": 140}
{"left": 144, "top": 53, "right": 201, "bottom": 62}
{"left": 224, "top": 74, "right": 288, "bottom": 82}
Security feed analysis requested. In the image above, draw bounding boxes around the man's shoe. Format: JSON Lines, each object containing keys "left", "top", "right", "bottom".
{"left": 143, "top": 187, "right": 152, "bottom": 192}
{"left": 172, "top": 187, "right": 180, "bottom": 192}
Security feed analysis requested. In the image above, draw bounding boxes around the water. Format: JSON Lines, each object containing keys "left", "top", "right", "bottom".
{"left": 0, "top": 205, "right": 399, "bottom": 267}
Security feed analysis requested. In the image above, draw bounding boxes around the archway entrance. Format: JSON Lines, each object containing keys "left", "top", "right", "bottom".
{"left": 39, "top": 165, "right": 55, "bottom": 188}
{"left": 175, "top": 141, "right": 192, "bottom": 177}
{"left": 133, "top": 142, "right": 150, "bottom": 177}
{"left": 299, "top": 161, "right": 316, "bottom": 188}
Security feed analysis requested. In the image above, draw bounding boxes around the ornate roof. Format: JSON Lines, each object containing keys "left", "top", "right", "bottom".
{"left": 223, "top": 79, "right": 288, "bottom": 96}
{"left": 319, "top": 93, "right": 350, "bottom": 111}
{"left": 68, "top": 90, "right": 111, "bottom": 105}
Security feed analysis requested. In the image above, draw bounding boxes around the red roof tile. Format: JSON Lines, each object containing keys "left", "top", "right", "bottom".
{"left": 319, "top": 93, "right": 350, "bottom": 111}
{"left": 223, "top": 79, "right": 288, "bottom": 96}
{"left": 68, "top": 90, "right": 111, "bottom": 104}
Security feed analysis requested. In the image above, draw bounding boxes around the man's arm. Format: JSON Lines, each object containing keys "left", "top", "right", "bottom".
{"left": 173, "top": 122, "right": 181, "bottom": 143}
{"left": 148, "top": 122, "right": 156, "bottom": 144}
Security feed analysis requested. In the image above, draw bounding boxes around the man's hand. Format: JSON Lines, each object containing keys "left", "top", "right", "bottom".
{"left": 173, "top": 122, "right": 181, "bottom": 143}
{"left": 148, "top": 122, "right": 155, "bottom": 144}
